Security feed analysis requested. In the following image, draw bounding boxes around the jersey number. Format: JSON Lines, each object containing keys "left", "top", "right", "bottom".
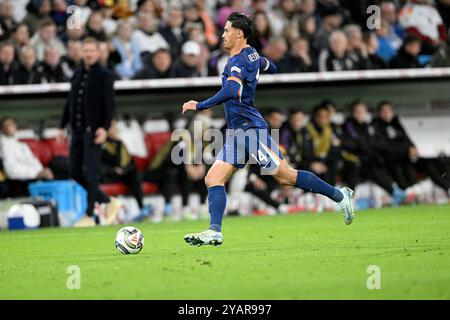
{"left": 252, "top": 150, "right": 269, "bottom": 165}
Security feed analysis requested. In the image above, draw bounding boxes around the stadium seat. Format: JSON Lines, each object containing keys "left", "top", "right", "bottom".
{"left": 100, "top": 182, "right": 159, "bottom": 196}
{"left": 42, "top": 138, "right": 69, "bottom": 158}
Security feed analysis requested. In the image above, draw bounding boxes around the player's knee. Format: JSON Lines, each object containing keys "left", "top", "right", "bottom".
{"left": 274, "top": 174, "right": 293, "bottom": 187}
{"left": 273, "top": 168, "right": 297, "bottom": 187}
{"left": 205, "top": 172, "right": 223, "bottom": 188}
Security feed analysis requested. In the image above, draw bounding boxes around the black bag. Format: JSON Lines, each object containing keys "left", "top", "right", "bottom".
{"left": 22, "top": 199, "right": 59, "bottom": 228}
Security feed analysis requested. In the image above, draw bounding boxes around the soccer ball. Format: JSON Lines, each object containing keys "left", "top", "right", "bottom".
{"left": 115, "top": 226, "right": 144, "bottom": 255}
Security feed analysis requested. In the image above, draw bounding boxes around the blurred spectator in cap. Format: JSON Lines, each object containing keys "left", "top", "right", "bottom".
{"left": 248, "top": 10, "right": 272, "bottom": 53}
{"left": 0, "top": 41, "right": 19, "bottom": 85}
{"left": 389, "top": 34, "right": 422, "bottom": 69}
{"left": 318, "top": 30, "right": 356, "bottom": 71}
{"left": 0, "top": 0, "right": 16, "bottom": 42}
{"left": 133, "top": 47, "right": 174, "bottom": 79}
{"left": 112, "top": 20, "right": 143, "bottom": 79}
{"left": 60, "top": 40, "right": 83, "bottom": 79}
{"left": 36, "top": 46, "right": 68, "bottom": 83}
{"left": 31, "top": 18, "right": 66, "bottom": 61}
{"left": 159, "top": 6, "right": 186, "bottom": 58}
{"left": 16, "top": 45, "right": 40, "bottom": 84}
{"left": 23, "top": 0, "right": 52, "bottom": 35}
{"left": 312, "top": 5, "right": 343, "bottom": 53}
{"left": 399, "top": 0, "right": 447, "bottom": 54}
{"left": 173, "top": 40, "right": 201, "bottom": 78}
{"left": 132, "top": 12, "right": 169, "bottom": 57}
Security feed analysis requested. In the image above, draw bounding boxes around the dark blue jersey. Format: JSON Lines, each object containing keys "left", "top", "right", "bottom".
{"left": 222, "top": 46, "right": 274, "bottom": 130}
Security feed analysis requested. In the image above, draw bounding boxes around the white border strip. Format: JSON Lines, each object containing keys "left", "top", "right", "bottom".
{"left": 1, "top": 68, "right": 449, "bottom": 95}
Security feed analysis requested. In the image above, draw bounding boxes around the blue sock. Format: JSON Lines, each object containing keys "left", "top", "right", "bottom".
{"left": 208, "top": 186, "right": 227, "bottom": 232}
{"left": 296, "top": 170, "right": 343, "bottom": 203}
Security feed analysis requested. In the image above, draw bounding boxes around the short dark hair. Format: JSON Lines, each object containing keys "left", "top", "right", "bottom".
{"left": 288, "top": 108, "right": 305, "bottom": 117}
{"left": 377, "top": 100, "right": 393, "bottom": 113}
{"left": 349, "top": 99, "right": 367, "bottom": 113}
{"left": 312, "top": 104, "right": 330, "bottom": 118}
{"left": 227, "top": 12, "right": 253, "bottom": 39}
{"left": 0, "top": 117, "right": 15, "bottom": 131}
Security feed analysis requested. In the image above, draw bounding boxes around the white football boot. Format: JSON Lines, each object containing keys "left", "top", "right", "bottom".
{"left": 338, "top": 187, "right": 355, "bottom": 225}
{"left": 184, "top": 230, "right": 224, "bottom": 247}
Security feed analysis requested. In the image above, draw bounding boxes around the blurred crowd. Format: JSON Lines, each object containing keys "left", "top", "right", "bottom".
{"left": 3, "top": 0, "right": 450, "bottom": 85}
{"left": 1, "top": 100, "right": 449, "bottom": 218}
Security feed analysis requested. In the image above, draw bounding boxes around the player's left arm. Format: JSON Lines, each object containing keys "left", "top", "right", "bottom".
{"left": 259, "top": 56, "right": 277, "bottom": 74}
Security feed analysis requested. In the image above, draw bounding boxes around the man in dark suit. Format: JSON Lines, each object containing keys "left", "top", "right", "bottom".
{"left": 58, "top": 37, "right": 120, "bottom": 225}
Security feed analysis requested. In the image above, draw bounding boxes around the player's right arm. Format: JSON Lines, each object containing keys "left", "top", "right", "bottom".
{"left": 259, "top": 56, "right": 277, "bottom": 74}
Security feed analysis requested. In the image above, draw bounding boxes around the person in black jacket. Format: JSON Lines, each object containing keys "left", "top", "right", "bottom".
{"left": 16, "top": 45, "right": 41, "bottom": 84}
{"left": 158, "top": 7, "right": 186, "bottom": 59}
{"left": 101, "top": 120, "right": 145, "bottom": 212}
{"left": 341, "top": 100, "right": 407, "bottom": 206}
{"left": 58, "top": 37, "right": 119, "bottom": 224}
{"left": 35, "top": 46, "right": 68, "bottom": 83}
{"left": 173, "top": 40, "right": 201, "bottom": 78}
{"left": 373, "top": 101, "right": 450, "bottom": 196}
{"left": 280, "top": 108, "right": 306, "bottom": 169}
{"left": 389, "top": 34, "right": 422, "bottom": 69}
{"left": 0, "top": 41, "right": 19, "bottom": 85}
{"left": 372, "top": 101, "right": 418, "bottom": 190}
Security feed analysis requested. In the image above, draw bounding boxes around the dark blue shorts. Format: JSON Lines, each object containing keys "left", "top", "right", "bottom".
{"left": 217, "top": 128, "right": 283, "bottom": 173}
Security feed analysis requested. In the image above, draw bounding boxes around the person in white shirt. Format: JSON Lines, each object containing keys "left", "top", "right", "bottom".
{"left": 30, "top": 18, "right": 66, "bottom": 61}
{"left": 0, "top": 117, "right": 53, "bottom": 196}
{"left": 131, "top": 12, "right": 169, "bottom": 56}
{"left": 399, "top": 0, "right": 447, "bottom": 54}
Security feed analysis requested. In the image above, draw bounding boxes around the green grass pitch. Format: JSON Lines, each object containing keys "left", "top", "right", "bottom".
{"left": 0, "top": 205, "right": 449, "bottom": 300}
